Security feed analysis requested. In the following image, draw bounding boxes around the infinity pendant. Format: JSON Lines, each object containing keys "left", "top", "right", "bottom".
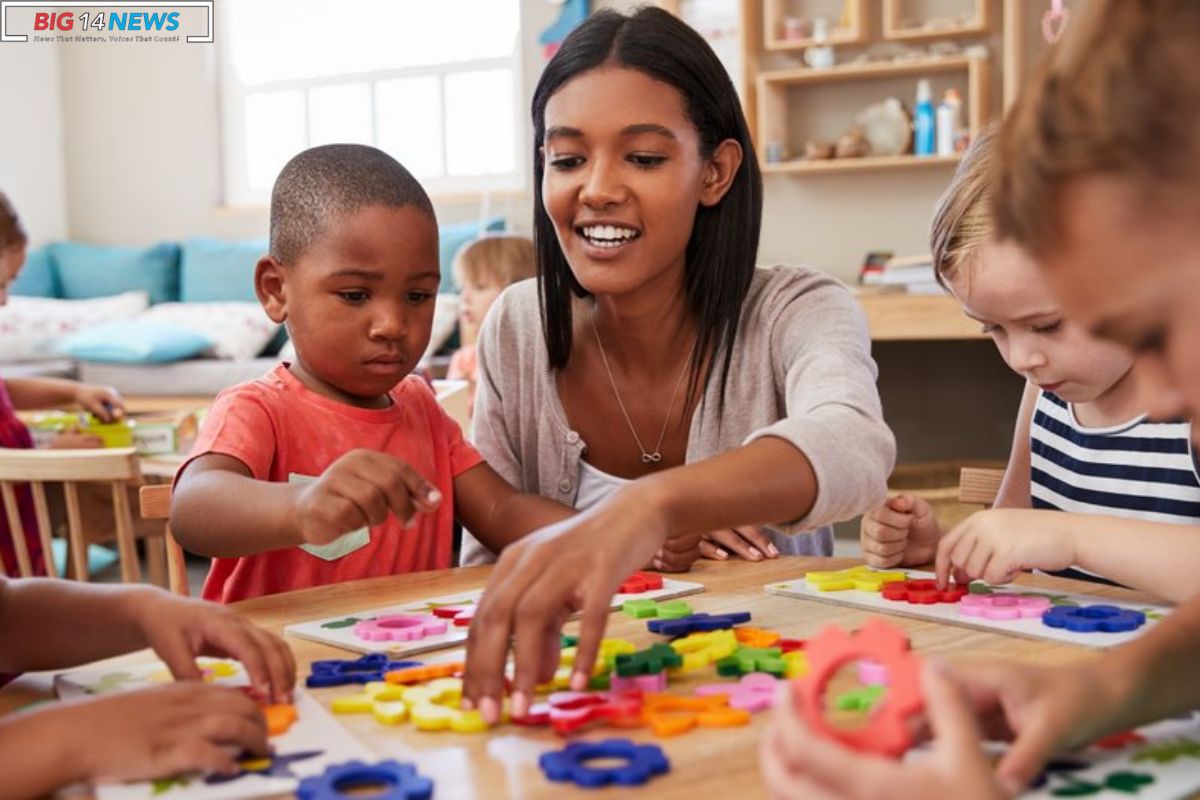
{"left": 642, "top": 453, "right": 663, "bottom": 463}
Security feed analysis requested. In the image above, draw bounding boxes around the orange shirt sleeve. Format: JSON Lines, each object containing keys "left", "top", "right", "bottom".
{"left": 181, "top": 387, "right": 279, "bottom": 480}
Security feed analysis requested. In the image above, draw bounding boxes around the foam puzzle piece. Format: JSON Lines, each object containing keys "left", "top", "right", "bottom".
{"left": 297, "top": 759, "right": 433, "bottom": 800}
{"left": 882, "top": 579, "right": 969, "bottom": 605}
{"left": 858, "top": 659, "right": 888, "bottom": 686}
{"left": 619, "top": 571, "right": 665, "bottom": 594}
{"left": 779, "top": 638, "right": 807, "bottom": 653}
{"left": 385, "top": 662, "right": 463, "bottom": 685}
{"left": 735, "top": 627, "right": 782, "bottom": 648}
{"left": 1131, "top": 737, "right": 1200, "bottom": 764}
{"left": 429, "top": 605, "right": 476, "bottom": 627}
{"left": 539, "top": 739, "right": 670, "bottom": 788}
{"left": 622, "top": 599, "right": 693, "bottom": 619}
{"left": 614, "top": 643, "right": 683, "bottom": 676}
{"left": 835, "top": 684, "right": 886, "bottom": 712}
{"left": 610, "top": 672, "right": 668, "bottom": 693}
{"left": 805, "top": 565, "right": 908, "bottom": 592}
{"left": 307, "top": 653, "right": 424, "bottom": 688}
{"left": 547, "top": 690, "right": 643, "bottom": 735}
{"left": 354, "top": 615, "right": 448, "bottom": 642}
{"left": 669, "top": 629, "right": 739, "bottom": 672}
{"left": 263, "top": 703, "right": 299, "bottom": 735}
{"left": 717, "top": 647, "right": 786, "bottom": 678}
{"left": 695, "top": 673, "right": 778, "bottom": 712}
{"left": 783, "top": 650, "right": 809, "bottom": 679}
{"left": 1043, "top": 604, "right": 1147, "bottom": 633}
{"left": 959, "top": 593, "right": 1051, "bottom": 620}
{"left": 207, "top": 750, "right": 325, "bottom": 785}
{"left": 647, "top": 611, "right": 752, "bottom": 637}
{"left": 794, "top": 618, "right": 923, "bottom": 758}
{"left": 642, "top": 692, "right": 751, "bottom": 736}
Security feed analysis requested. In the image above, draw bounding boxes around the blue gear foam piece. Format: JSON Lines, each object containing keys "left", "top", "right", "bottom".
{"left": 647, "top": 611, "right": 752, "bottom": 637}
{"left": 297, "top": 760, "right": 433, "bottom": 800}
{"left": 1042, "top": 604, "right": 1146, "bottom": 633}
{"left": 306, "top": 654, "right": 424, "bottom": 688}
{"left": 539, "top": 739, "right": 670, "bottom": 788}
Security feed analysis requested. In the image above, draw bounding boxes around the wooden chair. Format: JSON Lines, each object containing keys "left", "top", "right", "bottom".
{"left": 137, "top": 483, "right": 189, "bottom": 596}
{"left": 0, "top": 448, "right": 169, "bottom": 585}
{"left": 958, "top": 467, "right": 1005, "bottom": 507}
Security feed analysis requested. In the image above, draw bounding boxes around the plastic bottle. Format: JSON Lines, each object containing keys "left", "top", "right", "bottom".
{"left": 914, "top": 79, "right": 936, "bottom": 157}
{"left": 936, "top": 89, "right": 958, "bottom": 156}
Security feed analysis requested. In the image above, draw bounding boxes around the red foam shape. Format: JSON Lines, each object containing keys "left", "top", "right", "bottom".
{"left": 778, "top": 639, "right": 807, "bottom": 653}
{"left": 881, "top": 579, "right": 967, "bottom": 605}
{"left": 793, "top": 618, "right": 923, "bottom": 758}
{"left": 548, "top": 691, "right": 643, "bottom": 736}
{"left": 619, "top": 572, "right": 664, "bottom": 594}
{"left": 1093, "top": 730, "right": 1148, "bottom": 750}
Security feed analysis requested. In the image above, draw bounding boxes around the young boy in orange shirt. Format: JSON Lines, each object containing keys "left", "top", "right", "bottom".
{"left": 171, "top": 145, "right": 572, "bottom": 603}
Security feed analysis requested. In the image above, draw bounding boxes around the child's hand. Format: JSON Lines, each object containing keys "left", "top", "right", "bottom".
{"left": 293, "top": 449, "right": 441, "bottom": 546}
{"left": 73, "top": 383, "right": 124, "bottom": 422}
{"left": 48, "top": 428, "right": 105, "bottom": 449}
{"left": 647, "top": 531, "right": 703, "bottom": 572}
{"left": 130, "top": 588, "right": 296, "bottom": 704}
{"left": 934, "top": 509, "right": 1077, "bottom": 587}
{"left": 700, "top": 525, "right": 780, "bottom": 561}
{"left": 760, "top": 661, "right": 1005, "bottom": 800}
{"left": 69, "top": 683, "right": 268, "bottom": 783}
{"left": 860, "top": 493, "right": 940, "bottom": 567}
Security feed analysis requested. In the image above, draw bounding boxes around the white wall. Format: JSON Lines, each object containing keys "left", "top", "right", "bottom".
{"left": 0, "top": 43, "right": 67, "bottom": 245}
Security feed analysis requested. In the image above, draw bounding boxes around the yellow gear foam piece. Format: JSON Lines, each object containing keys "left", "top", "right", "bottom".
{"left": 783, "top": 650, "right": 809, "bottom": 679}
{"left": 599, "top": 638, "right": 637, "bottom": 665}
{"left": 450, "top": 709, "right": 488, "bottom": 733}
{"left": 331, "top": 694, "right": 375, "bottom": 714}
{"left": 669, "top": 629, "right": 738, "bottom": 671}
{"left": 804, "top": 565, "right": 907, "bottom": 592}
{"left": 198, "top": 659, "right": 240, "bottom": 678}
{"left": 411, "top": 702, "right": 456, "bottom": 731}
{"left": 372, "top": 699, "right": 408, "bottom": 725}
{"left": 559, "top": 646, "right": 577, "bottom": 667}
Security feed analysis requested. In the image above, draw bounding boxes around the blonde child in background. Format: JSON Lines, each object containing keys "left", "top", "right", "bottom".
{"left": 0, "top": 577, "right": 295, "bottom": 798}
{"left": 447, "top": 234, "right": 536, "bottom": 418}
{"left": 858, "top": 128, "right": 1200, "bottom": 603}
{"left": 170, "top": 144, "right": 573, "bottom": 605}
{"left": 0, "top": 192, "right": 126, "bottom": 575}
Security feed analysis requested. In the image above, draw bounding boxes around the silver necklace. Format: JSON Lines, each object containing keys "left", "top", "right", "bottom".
{"left": 589, "top": 312, "right": 695, "bottom": 464}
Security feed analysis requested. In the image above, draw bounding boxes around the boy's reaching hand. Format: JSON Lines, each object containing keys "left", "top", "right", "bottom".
{"left": 934, "top": 509, "right": 1077, "bottom": 587}
{"left": 293, "top": 449, "right": 441, "bottom": 545}
{"left": 860, "top": 493, "right": 941, "bottom": 568}
{"left": 130, "top": 589, "right": 296, "bottom": 704}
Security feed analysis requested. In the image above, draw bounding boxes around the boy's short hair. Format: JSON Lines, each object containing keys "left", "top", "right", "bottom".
{"left": 269, "top": 144, "right": 435, "bottom": 265}
{"left": 0, "top": 191, "right": 28, "bottom": 251}
{"left": 929, "top": 124, "right": 998, "bottom": 288}
{"left": 452, "top": 235, "right": 536, "bottom": 290}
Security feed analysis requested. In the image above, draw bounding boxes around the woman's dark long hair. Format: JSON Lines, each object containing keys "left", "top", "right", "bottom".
{"left": 531, "top": 6, "right": 763, "bottom": 414}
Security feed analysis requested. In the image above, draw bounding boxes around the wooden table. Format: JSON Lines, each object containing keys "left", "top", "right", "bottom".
{"left": 0, "top": 557, "right": 1160, "bottom": 798}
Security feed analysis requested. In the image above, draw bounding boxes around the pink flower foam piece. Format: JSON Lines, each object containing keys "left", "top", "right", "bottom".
{"left": 958, "top": 593, "right": 1051, "bottom": 620}
{"left": 353, "top": 615, "right": 449, "bottom": 642}
{"left": 695, "top": 672, "right": 778, "bottom": 713}
{"left": 857, "top": 659, "right": 888, "bottom": 686}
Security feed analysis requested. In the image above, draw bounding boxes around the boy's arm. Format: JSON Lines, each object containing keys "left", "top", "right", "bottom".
{"left": 452, "top": 462, "right": 575, "bottom": 553}
{"left": 171, "top": 455, "right": 306, "bottom": 557}
{"left": 0, "top": 578, "right": 149, "bottom": 672}
{"left": 1055, "top": 514, "right": 1200, "bottom": 604}
{"left": 993, "top": 381, "right": 1038, "bottom": 509}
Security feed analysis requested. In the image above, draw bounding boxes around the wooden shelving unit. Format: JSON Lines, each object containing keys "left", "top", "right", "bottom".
{"left": 761, "top": 0, "right": 866, "bottom": 52}
{"left": 881, "top": 0, "right": 992, "bottom": 42}
{"left": 762, "top": 153, "right": 962, "bottom": 175}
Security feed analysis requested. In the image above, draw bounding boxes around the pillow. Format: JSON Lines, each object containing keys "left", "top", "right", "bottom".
{"left": 0, "top": 291, "right": 149, "bottom": 361}
{"left": 10, "top": 246, "right": 59, "bottom": 297}
{"left": 438, "top": 217, "right": 505, "bottom": 292}
{"left": 58, "top": 320, "right": 210, "bottom": 364}
{"left": 54, "top": 242, "right": 180, "bottom": 304}
{"left": 140, "top": 302, "right": 280, "bottom": 360}
{"left": 426, "top": 293, "right": 460, "bottom": 359}
{"left": 179, "top": 238, "right": 267, "bottom": 303}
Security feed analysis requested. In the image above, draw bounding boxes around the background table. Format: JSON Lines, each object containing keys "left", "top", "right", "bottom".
{"left": 0, "top": 557, "right": 1160, "bottom": 798}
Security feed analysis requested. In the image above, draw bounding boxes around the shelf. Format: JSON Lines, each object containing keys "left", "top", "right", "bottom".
{"left": 853, "top": 290, "right": 985, "bottom": 341}
{"left": 758, "top": 54, "right": 983, "bottom": 86}
{"left": 882, "top": 0, "right": 992, "bottom": 42}
{"left": 765, "top": 28, "right": 863, "bottom": 52}
{"left": 762, "top": 154, "right": 962, "bottom": 174}
{"left": 763, "top": 0, "right": 867, "bottom": 52}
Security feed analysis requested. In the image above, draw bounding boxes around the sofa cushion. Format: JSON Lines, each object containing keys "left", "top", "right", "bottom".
{"left": 141, "top": 301, "right": 280, "bottom": 360}
{"left": 10, "top": 246, "right": 59, "bottom": 297}
{"left": 179, "top": 238, "right": 268, "bottom": 303}
{"left": 0, "top": 291, "right": 150, "bottom": 361}
{"left": 58, "top": 319, "right": 211, "bottom": 364}
{"left": 54, "top": 242, "right": 180, "bottom": 304}
{"left": 439, "top": 217, "right": 505, "bottom": 292}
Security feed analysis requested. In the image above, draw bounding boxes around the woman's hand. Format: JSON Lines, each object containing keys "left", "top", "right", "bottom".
{"left": 700, "top": 525, "right": 779, "bottom": 561}
{"left": 463, "top": 481, "right": 670, "bottom": 723}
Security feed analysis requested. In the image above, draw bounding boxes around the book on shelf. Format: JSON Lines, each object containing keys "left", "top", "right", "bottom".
{"left": 859, "top": 252, "right": 942, "bottom": 294}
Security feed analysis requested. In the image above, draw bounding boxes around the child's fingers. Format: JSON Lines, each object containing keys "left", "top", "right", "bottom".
{"left": 934, "top": 526, "right": 969, "bottom": 586}
{"left": 252, "top": 627, "right": 296, "bottom": 704}
{"left": 922, "top": 661, "right": 991, "bottom": 769}
{"left": 165, "top": 740, "right": 242, "bottom": 778}
{"left": 996, "top": 719, "right": 1063, "bottom": 796}
{"left": 760, "top": 727, "right": 842, "bottom": 800}
{"left": 197, "top": 708, "right": 271, "bottom": 757}
{"left": 859, "top": 536, "right": 908, "bottom": 562}
{"left": 965, "top": 541, "right": 998, "bottom": 583}
{"left": 155, "top": 634, "right": 205, "bottom": 683}
{"left": 887, "top": 492, "right": 915, "bottom": 512}
{"left": 869, "top": 507, "right": 914, "bottom": 533}
{"left": 387, "top": 459, "right": 441, "bottom": 514}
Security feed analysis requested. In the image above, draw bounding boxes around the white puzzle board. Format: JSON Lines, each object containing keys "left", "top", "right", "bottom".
{"left": 285, "top": 578, "right": 706, "bottom": 657}
{"left": 908, "top": 712, "right": 1200, "bottom": 799}
{"left": 54, "top": 659, "right": 370, "bottom": 800}
{"left": 765, "top": 569, "right": 1170, "bottom": 648}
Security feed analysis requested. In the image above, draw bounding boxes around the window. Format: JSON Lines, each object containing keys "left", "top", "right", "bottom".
{"left": 219, "top": 0, "right": 524, "bottom": 206}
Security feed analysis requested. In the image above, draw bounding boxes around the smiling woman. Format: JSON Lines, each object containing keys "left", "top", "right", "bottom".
{"left": 459, "top": 8, "right": 896, "bottom": 721}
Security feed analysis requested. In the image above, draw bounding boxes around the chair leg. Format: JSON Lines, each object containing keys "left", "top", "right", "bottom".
{"left": 111, "top": 481, "right": 142, "bottom": 584}
{"left": 63, "top": 483, "right": 89, "bottom": 581}
{"left": 146, "top": 536, "right": 168, "bottom": 589}
{"left": 1, "top": 482, "right": 34, "bottom": 577}
{"left": 165, "top": 525, "right": 190, "bottom": 596}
